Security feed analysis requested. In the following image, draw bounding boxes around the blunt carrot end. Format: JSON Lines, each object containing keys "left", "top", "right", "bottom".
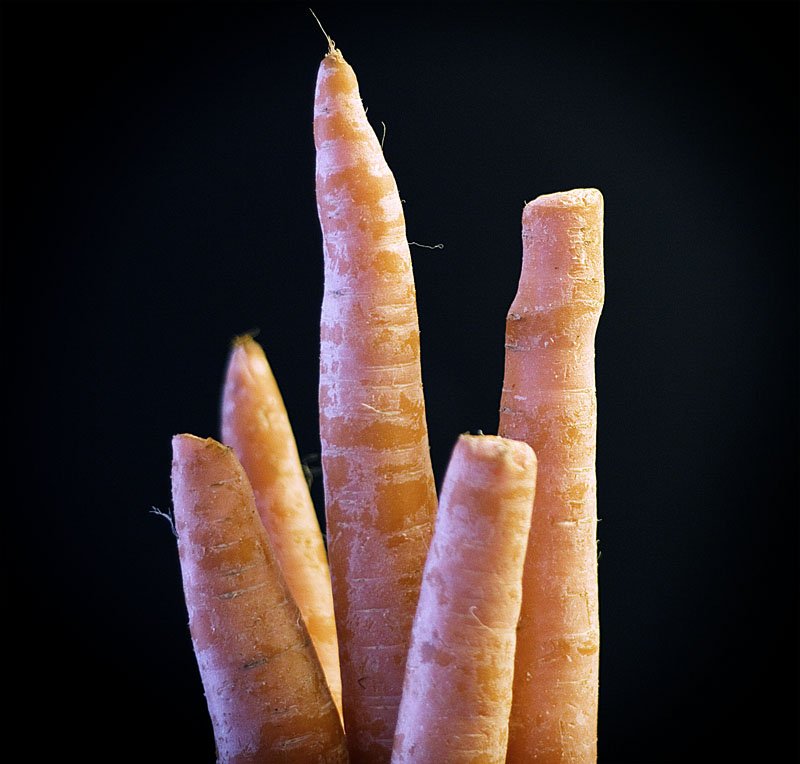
{"left": 172, "top": 432, "right": 231, "bottom": 473}
{"left": 456, "top": 431, "right": 538, "bottom": 475}
{"left": 525, "top": 187, "right": 603, "bottom": 210}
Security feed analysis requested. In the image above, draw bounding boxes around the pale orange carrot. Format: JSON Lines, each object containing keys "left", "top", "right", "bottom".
{"left": 171, "top": 434, "right": 347, "bottom": 763}
{"left": 314, "top": 42, "right": 438, "bottom": 762}
{"left": 392, "top": 434, "right": 537, "bottom": 764}
{"left": 221, "top": 334, "right": 342, "bottom": 718}
{"left": 499, "top": 189, "right": 604, "bottom": 763}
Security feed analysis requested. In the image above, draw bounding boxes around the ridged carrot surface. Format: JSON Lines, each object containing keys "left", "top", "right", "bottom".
{"left": 314, "top": 44, "right": 438, "bottom": 762}
{"left": 221, "top": 335, "right": 342, "bottom": 718}
{"left": 392, "top": 435, "right": 537, "bottom": 764}
{"left": 499, "top": 189, "right": 604, "bottom": 763}
{"left": 171, "top": 434, "right": 347, "bottom": 763}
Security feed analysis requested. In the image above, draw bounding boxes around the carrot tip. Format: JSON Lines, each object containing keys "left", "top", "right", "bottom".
{"left": 230, "top": 329, "right": 260, "bottom": 348}
{"left": 227, "top": 334, "right": 270, "bottom": 376}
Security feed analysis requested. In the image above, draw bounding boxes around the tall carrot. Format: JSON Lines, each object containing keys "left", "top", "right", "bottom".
{"left": 392, "top": 434, "right": 537, "bottom": 764}
{"left": 221, "top": 334, "right": 342, "bottom": 718}
{"left": 499, "top": 188, "right": 604, "bottom": 763}
{"left": 314, "top": 41, "right": 438, "bottom": 762}
{"left": 171, "top": 434, "right": 347, "bottom": 763}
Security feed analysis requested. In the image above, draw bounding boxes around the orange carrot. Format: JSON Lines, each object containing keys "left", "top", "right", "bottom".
{"left": 171, "top": 434, "right": 347, "bottom": 763}
{"left": 221, "top": 334, "right": 342, "bottom": 718}
{"left": 391, "top": 435, "right": 537, "bottom": 764}
{"left": 314, "top": 42, "right": 438, "bottom": 762}
{"left": 499, "top": 189, "right": 604, "bottom": 763}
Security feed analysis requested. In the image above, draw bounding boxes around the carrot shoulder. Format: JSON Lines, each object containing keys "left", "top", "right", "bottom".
{"left": 499, "top": 189, "right": 604, "bottom": 763}
{"left": 391, "top": 435, "right": 537, "bottom": 764}
{"left": 221, "top": 335, "right": 342, "bottom": 718}
{"left": 314, "top": 46, "right": 438, "bottom": 762}
{"left": 171, "top": 434, "right": 347, "bottom": 763}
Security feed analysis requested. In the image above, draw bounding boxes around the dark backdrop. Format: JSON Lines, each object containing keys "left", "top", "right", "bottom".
{"left": 3, "top": 2, "right": 797, "bottom": 761}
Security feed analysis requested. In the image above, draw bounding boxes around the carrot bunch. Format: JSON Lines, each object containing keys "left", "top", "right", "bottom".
{"left": 169, "top": 38, "right": 603, "bottom": 764}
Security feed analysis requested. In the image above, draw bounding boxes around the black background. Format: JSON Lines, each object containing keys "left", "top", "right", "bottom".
{"left": 3, "top": 2, "right": 798, "bottom": 761}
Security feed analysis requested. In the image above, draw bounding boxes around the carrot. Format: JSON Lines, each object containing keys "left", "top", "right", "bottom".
{"left": 499, "top": 188, "right": 604, "bottom": 763}
{"left": 221, "top": 334, "right": 342, "bottom": 719}
{"left": 391, "top": 434, "right": 537, "bottom": 764}
{"left": 314, "top": 42, "right": 438, "bottom": 762}
{"left": 171, "top": 433, "right": 347, "bottom": 763}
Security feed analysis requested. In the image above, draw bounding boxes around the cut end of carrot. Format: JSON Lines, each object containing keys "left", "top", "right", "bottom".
{"left": 456, "top": 433, "right": 537, "bottom": 478}
{"left": 525, "top": 187, "right": 603, "bottom": 211}
{"left": 172, "top": 433, "right": 233, "bottom": 461}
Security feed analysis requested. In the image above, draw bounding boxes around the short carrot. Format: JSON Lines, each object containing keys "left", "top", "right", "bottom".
{"left": 499, "top": 189, "right": 605, "bottom": 763}
{"left": 171, "top": 434, "right": 347, "bottom": 763}
{"left": 314, "top": 42, "right": 438, "bottom": 762}
{"left": 221, "top": 334, "right": 342, "bottom": 718}
{"left": 391, "top": 434, "right": 537, "bottom": 764}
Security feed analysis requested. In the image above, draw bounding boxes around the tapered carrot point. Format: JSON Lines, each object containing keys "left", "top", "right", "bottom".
{"left": 391, "top": 435, "right": 537, "bottom": 764}
{"left": 315, "top": 45, "right": 438, "bottom": 763}
{"left": 171, "top": 434, "right": 347, "bottom": 763}
{"left": 221, "top": 334, "right": 342, "bottom": 719}
{"left": 500, "top": 188, "right": 604, "bottom": 763}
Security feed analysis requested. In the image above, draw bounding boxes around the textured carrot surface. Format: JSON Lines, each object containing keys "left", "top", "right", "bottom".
{"left": 499, "top": 189, "right": 604, "bottom": 763}
{"left": 221, "top": 335, "right": 342, "bottom": 718}
{"left": 171, "top": 434, "right": 347, "bottom": 763}
{"left": 392, "top": 434, "right": 537, "bottom": 764}
{"left": 314, "top": 45, "right": 438, "bottom": 762}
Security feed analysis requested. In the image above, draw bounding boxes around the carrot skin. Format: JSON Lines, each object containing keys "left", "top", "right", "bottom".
{"left": 221, "top": 335, "right": 342, "bottom": 718}
{"left": 314, "top": 48, "right": 438, "bottom": 763}
{"left": 392, "top": 435, "right": 537, "bottom": 764}
{"left": 500, "top": 189, "right": 604, "bottom": 763}
{"left": 171, "top": 434, "right": 347, "bottom": 763}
